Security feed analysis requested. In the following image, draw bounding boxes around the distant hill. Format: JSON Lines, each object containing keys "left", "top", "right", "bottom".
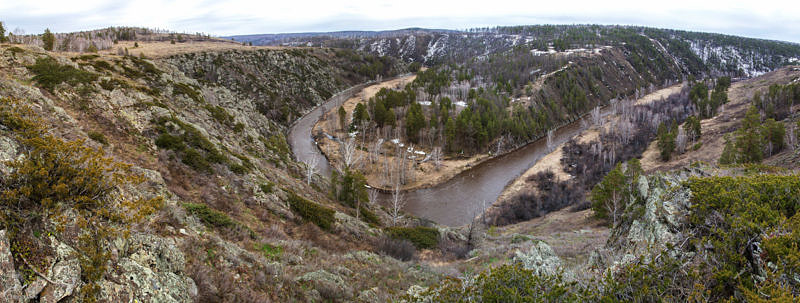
{"left": 229, "top": 25, "right": 800, "bottom": 77}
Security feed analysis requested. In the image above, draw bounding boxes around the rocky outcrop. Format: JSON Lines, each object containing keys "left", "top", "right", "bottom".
{"left": 98, "top": 234, "right": 197, "bottom": 302}
{"left": 513, "top": 240, "right": 563, "bottom": 276}
{"left": 0, "top": 230, "right": 22, "bottom": 302}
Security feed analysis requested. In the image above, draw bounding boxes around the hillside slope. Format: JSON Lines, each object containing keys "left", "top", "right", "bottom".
{"left": 234, "top": 25, "right": 800, "bottom": 77}
{"left": 0, "top": 43, "right": 447, "bottom": 302}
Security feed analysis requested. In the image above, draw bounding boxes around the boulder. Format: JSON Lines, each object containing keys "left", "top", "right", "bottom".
{"left": 0, "top": 230, "right": 22, "bottom": 302}
{"left": 513, "top": 240, "right": 562, "bottom": 276}
{"left": 39, "top": 258, "right": 81, "bottom": 303}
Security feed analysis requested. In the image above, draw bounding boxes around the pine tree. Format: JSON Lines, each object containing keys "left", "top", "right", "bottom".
{"left": 761, "top": 118, "right": 785, "bottom": 156}
{"left": 0, "top": 21, "right": 6, "bottom": 43}
{"left": 657, "top": 122, "right": 676, "bottom": 161}
{"left": 405, "top": 103, "right": 425, "bottom": 143}
{"left": 386, "top": 109, "right": 396, "bottom": 128}
{"left": 591, "top": 163, "right": 627, "bottom": 227}
{"left": 42, "top": 28, "right": 55, "bottom": 51}
{"left": 719, "top": 135, "right": 737, "bottom": 165}
{"left": 352, "top": 103, "right": 369, "bottom": 128}
{"left": 736, "top": 106, "right": 764, "bottom": 163}
{"left": 338, "top": 106, "right": 347, "bottom": 131}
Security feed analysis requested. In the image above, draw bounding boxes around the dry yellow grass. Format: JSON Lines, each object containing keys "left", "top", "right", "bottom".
{"left": 641, "top": 67, "right": 800, "bottom": 172}
{"left": 97, "top": 40, "right": 289, "bottom": 58}
{"left": 634, "top": 83, "right": 684, "bottom": 105}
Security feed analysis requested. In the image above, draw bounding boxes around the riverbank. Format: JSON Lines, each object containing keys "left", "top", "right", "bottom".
{"left": 313, "top": 74, "right": 502, "bottom": 191}
{"left": 494, "top": 83, "right": 686, "bottom": 206}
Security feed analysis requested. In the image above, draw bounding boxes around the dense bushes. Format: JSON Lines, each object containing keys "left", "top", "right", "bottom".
{"left": 377, "top": 237, "right": 416, "bottom": 261}
{"left": 27, "top": 57, "right": 98, "bottom": 92}
{"left": 686, "top": 174, "right": 800, "bottom": 299}
{"left": 182, "top": 203, "right": 236, "bottom": 228}
{"left": 488, "top": 171, "right": 584, "bottom": 225}
{"left": 286, "top": 191, "right": 336, "bottom": 231}
{"left": 410, "top": 264, "right": 587, "bottom": 302}
{"left": 385, "top": 226, "right": 440, "bottom": 249}
{"left": 152, "top": 116, "right": 238, "bottom": 173}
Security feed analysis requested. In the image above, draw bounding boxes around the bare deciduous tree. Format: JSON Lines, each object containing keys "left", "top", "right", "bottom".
{"left": 390, "top": 183, "right": 405, "bottom": 226}
{"left": 431, "top": 146, "right": 443, "bottom": 170}
{"left": 303, "top": 156, "right": 319, "bottom": 185}
{"left": 546, "top": 129, "right": 555, "bottom": 152}
{"left": 340, "top": 137, "right": 361, "bottom": 169}
{"left": 368, "top": 188, "right": 379, "bottom": 206}
{"left": 591, "top": 106, "right": 602, "bottom": 126}
{"left": 676, "top": 128, "right": 687, "bottom": 154}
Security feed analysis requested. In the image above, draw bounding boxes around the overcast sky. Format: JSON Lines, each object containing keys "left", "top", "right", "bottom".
{"left": 2, "top": 0, "right": 799, "bottom": 43}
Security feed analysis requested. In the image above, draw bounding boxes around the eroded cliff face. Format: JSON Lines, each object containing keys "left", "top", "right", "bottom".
{"left": 0, "top": 44, "right": 436, "bottom": 302}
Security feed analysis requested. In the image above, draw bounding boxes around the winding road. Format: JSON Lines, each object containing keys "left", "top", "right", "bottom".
{"left": 289, "top": 76, "right": 605, "bottom": 226}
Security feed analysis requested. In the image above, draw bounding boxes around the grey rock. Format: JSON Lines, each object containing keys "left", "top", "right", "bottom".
{"left": 23, "top": 278, "right": 47, "bottom": 301}
{"left": 39, "top": 258, "right": 81, "bottom": 303}
{"left": 0, "top": 230, "right": 22, "bottom": 302}
{"left": 295, "top": 269, "right": 352, "bottom": 300}
{"left": 513, "top": 240, "right": 562, "bottom": 276}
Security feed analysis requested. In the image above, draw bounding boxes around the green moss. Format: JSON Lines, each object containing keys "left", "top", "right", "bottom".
{"left": 286, "top": 191, "right": 335, "bottom": 231}
{"left": 27, "top": 57, "right": 98, "bottom": 92}
{"left": 259, "top": 181, "right": 275, "bottom": 194}
{"left": 257, "top": 243, "right": 283, "bottom": 260}
{"left": 385, "top": 226, "right": 440, "bottom": 249}
{"left": 152, "top": 116, "right": 228, "bottom": 173}
{"left": 358, "top": 206, "right": 382, "bottom": 227}
{"left": 204, "top": 104, "right": 233, "bottom": 124}
{"left": 233, "top": 122, "right": 245, "bottom": 133}
{"left": 87, "top": 131, "right": 107, "bottom": 145}
{"left": 182, "top": 202, "right": 235, "bottom": 228}
{"left": 173, "top": 82, "right": 204, "bottom": 103}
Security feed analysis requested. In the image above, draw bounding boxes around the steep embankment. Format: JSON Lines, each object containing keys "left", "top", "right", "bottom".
{"left": 640, "top": 66, "right": 800, "bottom": 172}
{"left": 0, "top": 43, "right": 448, "bottom": 302}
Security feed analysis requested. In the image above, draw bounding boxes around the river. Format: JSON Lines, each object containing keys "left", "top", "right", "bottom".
{"left": 289, "top": 76, "right": 602, "bottom": 226}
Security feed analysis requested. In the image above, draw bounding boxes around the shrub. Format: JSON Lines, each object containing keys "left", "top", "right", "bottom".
{"left": 87, "top": 131, "right": 107, "bottom": 145}
{"left": 286, "top": 191, "right": 335, "bottom": 231}
{"left": 687, "top": 174, "right": 800, "bottom": 299}
{"left": 154, "top": 133, "right": 184, "bottom": 150}
{"left": 358, "top": 206, "right": 382, "bottom": 227}
{"left": 183, "top": 202, "right": 235, "bottom": 228}
{"left": 173, "top": 82, "right": 203, "bottom": 102}
{"left": 27, "top": 57, "right": 98, "bottom": 92}
{"left": 233, "top": 122, "right": 245, "bottom": 133}
{"left": 410, "top": 264, "right": 588, "bottom": 302}
{"left": 378, "top": 237, "right": 416, "bottom": 261}
{"left": 259, "top": 181, "right": 275, "bottom": 194}
{"left": 152, "top": 116, "right": 228, "bottom": 173}
{"left": 204, "top": 104, "right": 233, "bottom": 125}
{"left": 385, "top": 226, "right": 440, "bottom": 249}
{"left": 257, "top": 243, "right": 283, "bottom": 260}
{"left": 0, "top": 98, "right": 162, "bottom": 300}
{"left": 181, "top": 148, "right": 211, "bottom": 172}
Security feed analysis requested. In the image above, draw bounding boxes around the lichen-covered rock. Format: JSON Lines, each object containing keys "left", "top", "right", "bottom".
{"left": 608, "top": 173, "right": 692, "bottom": 259}
{"left": 97, "top": 234, "right": 196, "bottom": 302}
{"left": 0, "top": 230, "right": 22, "bottom": 302}
{"left": 0, "top": 136, "right": 20, "bottom": 175}
{"left": 513, "top": 240, "right": 562, "bottom": 276}
{"left": 39, "top": 258, "right": 81, "bottom": 303}
{"left": 295, "top": 269, "right": 352, "bottom": 300}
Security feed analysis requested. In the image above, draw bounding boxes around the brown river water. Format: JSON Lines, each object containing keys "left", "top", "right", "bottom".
{"left": 289, "top": 76, "right": 602, "bottom": 226}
